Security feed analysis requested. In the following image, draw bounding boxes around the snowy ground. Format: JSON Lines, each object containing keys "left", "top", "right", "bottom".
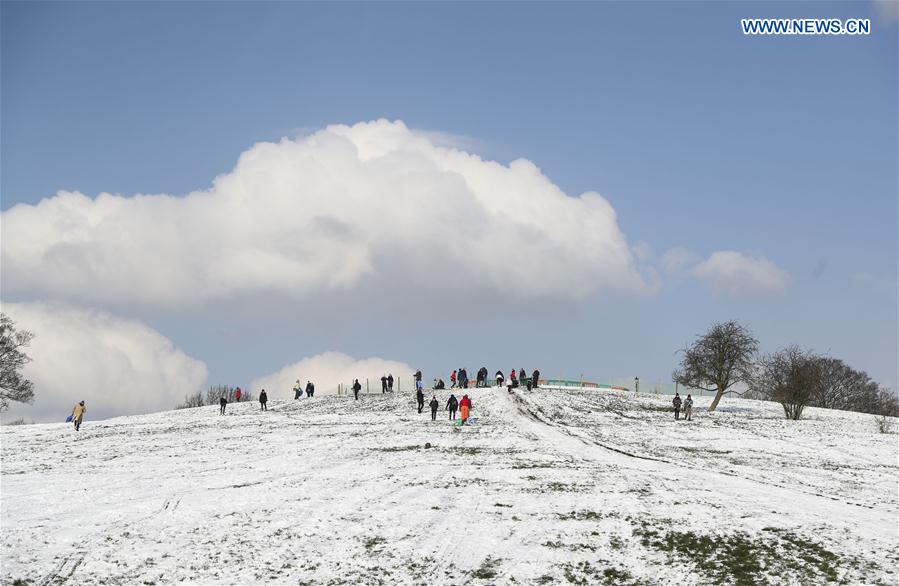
{"left": 1, "top": 386, "right": 897, "bottom": 585}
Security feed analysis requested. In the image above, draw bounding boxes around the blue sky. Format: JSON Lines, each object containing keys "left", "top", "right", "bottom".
{"left": 2, "top": 1, "right": 896, "bottom": 416}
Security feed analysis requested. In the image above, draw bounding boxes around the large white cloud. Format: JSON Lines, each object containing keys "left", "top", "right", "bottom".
{"left": 249, "top": 351, "right": 413, "bottom": 398}
{"left": 1, "top": 120, "right": 652, "bottom": 316}
{"left": 0, "top": 303, "right": 208, "bottom": 423}
{"left": 692, "top": 251, "right": 789, "bottom": 296}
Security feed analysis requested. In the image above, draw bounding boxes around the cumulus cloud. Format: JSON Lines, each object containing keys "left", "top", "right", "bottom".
{"left": 0, "top": 302, "right": 208, "bottom": 423}
{"left": 659, "top": 247, "right": 699, "bottom": 275}
{"left": 1, "top": 120, "right": 652, "bottom": 317}
{"left": 691, "top": 251, "right": 789, "bottom": 296}
{"left": 249, "top": 351, "right": 413, "bottom": 398}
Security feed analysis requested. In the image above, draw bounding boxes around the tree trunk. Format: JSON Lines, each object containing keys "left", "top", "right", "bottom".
{"left": 708, "top": 389, "right": 724, "bottom": 412}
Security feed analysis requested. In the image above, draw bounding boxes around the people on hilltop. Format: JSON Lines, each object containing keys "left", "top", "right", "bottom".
{"left": 387, "top": 373, "right": 394, "bottom": 392}
{"left": 673, "top": 393, "right": 682, "bottom": 420}
{"left": 683, "top": 394, "right": 693, "bottom": 421}
{"left": 352, "top": 379, "right": 362, "bottom": 401}
{"left": 495, "top": 370, "right": 504, "bottom": 387}
{"left": 414, "top": 369, "right": 422, "bottom": 388}
{"left": 518, "top": 368, "right": 526, "bottom": 383}
{"left": 259, "top": 389, "right": 268, "bottom": 411}
{"left": 531, "top": 369, "right": 540, "bottom": 390}
{"left": 434, "top": 378, "right": 446, "bottom": 390}
{"left": 459, "top": 368, "right": 469, "bottom": 389}
{"left": 459, "top": 394, "right": 472, "bottom": 424}
{"left": 450, "top": 370, "right": 457, "bottom": 388}
{"left": 429, "top": 395, "right": 440, "bottom": 421}
{"left": 381, "top": 375, "right": 388, "bottom": 393}
{"left": 220, "top": 396, "right": 228, "bottom": 415}
{"left": 509, "top": 369, "right": 517, "bottom": 385}
{"left": 306, "top": 381, "right": 315, "bottom": 398}
{"left": 294, "top": 379, "right": 303, "bottom": 400}
{"left": 235, "top": 387, "right": 242, "bottom": 402}
{"left": 446, "top": 394, "right": 458, "bottom": 420}
{"left": 70, "top": 401, "right": 86, "bottom": 431}
{"left": 416, "top": 387, "right": 425, "bottom": 413}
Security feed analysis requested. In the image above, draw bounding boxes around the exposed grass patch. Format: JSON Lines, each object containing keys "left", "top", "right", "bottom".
{"left": 633, "top": 523, "right": 846, "bottom": 585}
{"left": 470, "top": 556, "right": 501, "bottom": 580}
{"left": 559, "top": 561, "right": 645, "bottom": 585}
{"left": 373, "top": 445, "right": 420, "bottom": 452}
{"left": 511, "top": 462, "right": 555, "bottom": 469}
{"left": 363, "top": 536, "right": 387, "bottom": 552}
{"left": 540, "top": 481, "right": 585, "bottom": 493}
{"left": 679, "top": 446, "right": 731, "bottom": 455}
{"left": 440, "top": 446, "right": 484, "bottom": 455}
{"left": 556, "top": 510, "right": 608, "bottom": 521}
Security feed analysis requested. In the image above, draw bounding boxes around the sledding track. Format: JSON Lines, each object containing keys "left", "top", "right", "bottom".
{"left": 3, "top": 387, "right": 897, "bottom": 584}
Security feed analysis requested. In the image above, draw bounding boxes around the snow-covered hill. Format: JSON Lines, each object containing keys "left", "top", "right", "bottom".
{"left": 2, "top": 387, "right": 896, "bottom": 585}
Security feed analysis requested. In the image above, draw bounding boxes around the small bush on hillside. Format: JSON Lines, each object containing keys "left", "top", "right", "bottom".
{"left": 876, "top": 414, "right": 895, "bottom": 434}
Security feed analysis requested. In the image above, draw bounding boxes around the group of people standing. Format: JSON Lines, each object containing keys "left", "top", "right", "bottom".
{"left": 448, "top": 367, "right": 541, "bottom": 392}
{"left": 672, "top": 393, "right": 693, "bottom": 420}
{"left": 418, "top": 388, "right": 473, "bottom": 424}
{"left": 293, "top": 380, "right": 316, "bottom": 399}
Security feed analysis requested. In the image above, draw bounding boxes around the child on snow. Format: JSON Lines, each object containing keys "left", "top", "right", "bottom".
{"left": 459, "top": 395, "right": 471, "bottom": 424}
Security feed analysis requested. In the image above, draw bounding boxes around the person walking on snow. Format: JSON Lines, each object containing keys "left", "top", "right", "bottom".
{"left": 429, "top": 395, "right": 440, "bottom": 420}
{"left": 416, "top": 387, "right": 425, "bottom": 413}
{"left": 531, "top": 369, "right": 540, "bottom": 390}
{"left": 220, "top": 396, "right": 228, "bottom": 415}
{"left": 450, "top": 370, "right": 457, "bottom": 388}
{"left": 387, "top": 373, "right": 394, "bottom": 392}
{"left": 259, "top": 389, "right": 268, "bottom": 411}
{"left": 673, "top": 393, "right": 682, "bottom": 420}
{"left": 306, "top": 381, "right": 315, "bottom": 398}
{"left": 519, "top": 368, "right": 526, "bottom": 383}
{"left": 235, "top": 387, "right": 242, "bottom": 402}
{"left": 414, "top": 369, "right": 422, "bottom": 388}
{"left": 381, "top": 375, "right": 388, "bottom": 393}
{"left": 294, "top": 380, "right": 302, "bottom": 400}
{"left": 459, "top": 394, "right": 471, "bottom": 424}
{"left": 352, "top": 379, "right": 362, "bottom": 400}
{"left": 495, "top": 370, "right": 504, "bottom": 387}
{"left": 509, "top": 369, "right": 517, "bottom": 384}
{"left": 683, "top": 394, "right": 693, "bottom": 421}
{"left": 446, "top": 394, "right": 458, "bottom": 420}
{"left": 70, "top": 401, "right": 86, "bottom": 431}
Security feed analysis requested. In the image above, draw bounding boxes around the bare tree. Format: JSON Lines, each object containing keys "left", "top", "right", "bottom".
{"left": 176, "top": 385, "right": 257, "bottom": 409}
{"left": 0, "top": 313, "right": 35, "bottom": 412}
{"left": 205, "top": 385, "right": 234, "bottom": 405}
{"left": 803, "top": 356, "right": 897, "bottom": 417}
{"left": 752, "top": 346, "right": 820, "bottom": 420}
{"left": 175, "top": 391, "right": 205, "bottom": 409}
{"left": 673, "top": 320, "right": 758, "bottom": 412}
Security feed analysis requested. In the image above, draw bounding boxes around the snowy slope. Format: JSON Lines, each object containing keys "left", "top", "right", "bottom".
{"left": 1, "top": 387, "right": 896, "bottom": 585}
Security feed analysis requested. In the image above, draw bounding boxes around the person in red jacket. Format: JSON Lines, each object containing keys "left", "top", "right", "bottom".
{"left": 235, "top": 387, "right": 242, "bottom": 402}
{"left": 450, "top": 370, "right": 457, "bottom": 388}
{"left": 459, "top": 394, "right": 471, "bottom": 424}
